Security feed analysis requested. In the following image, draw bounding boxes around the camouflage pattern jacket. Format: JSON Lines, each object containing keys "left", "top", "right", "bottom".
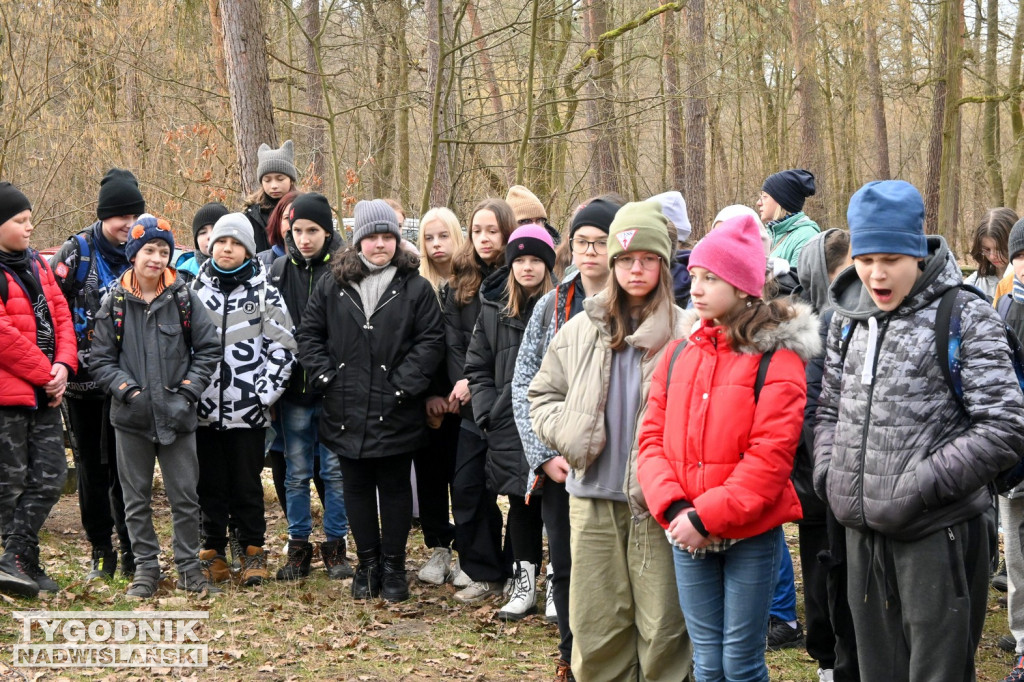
{"left": 813, "top": 236, "right": 1024, "bottom": 541}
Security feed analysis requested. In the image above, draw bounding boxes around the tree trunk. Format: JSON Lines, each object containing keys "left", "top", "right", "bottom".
{"left": 303, "top": 0, "right": 326, "bottom": 190}
{"left": 983, "top": 0, "right": 1004, "bottom": 205}
{"left": 683, "top": 0, "right": 707, "bottom": 236}
{"left": 206, "top": 0, "right": 228, "bottom": 94}
{"left": 864, "top": 8, "right": 890, "bottom": 178}
{"left": 788, "top": 0, "right": 828, "bottom": 222}
{"left": 1005, "top": 0, "right": 1024, "bottom": 207}
{"left": 219, "top": 0, "right": 277, "bottom": 196}
{"left": 584, "top": 0, "right": 621, "bottom": 196}
{"left": 421, "top": 0, "right": 453, "bottom": 213}
{"left": 662, "top": 7, "right": 685, "bottom": 192}
{"left": 937, "top": 0, "right": 965, "bottom": 246}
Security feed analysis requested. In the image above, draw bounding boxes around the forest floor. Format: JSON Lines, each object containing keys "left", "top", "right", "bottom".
{"left": 0, "top": 467, "right": 1016, "bottom": 681}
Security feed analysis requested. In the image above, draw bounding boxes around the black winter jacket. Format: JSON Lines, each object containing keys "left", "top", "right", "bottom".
{"left": 442, "top": 259, "right": 498, "bottom": 421}
{"left": 244, "top": 202, "right": 272, "bottom": 255}
{"left": 464, "top": 266, "right": 538, "bottom": 495}
{"left": 295, "top": 248, "right": 445, "bottom": 460}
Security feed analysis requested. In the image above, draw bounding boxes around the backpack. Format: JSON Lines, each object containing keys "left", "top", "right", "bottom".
{"left": 71, "top": 234, "right": 92, "bottom": 295}
{"left": 110, "top": 286, "right": 193, "bottom": 350}
{"left": 838, "top": 284, "right": 1024, "bottom": 493}
{"left": 665, "top": 340, "right": 775, "bottom": 404}
{"left": 0, "top": 253, "right": 46, "bottom": 305}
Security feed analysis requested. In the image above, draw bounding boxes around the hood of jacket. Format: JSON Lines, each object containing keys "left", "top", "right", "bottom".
{"left": 798, "top": 228, "right": 841, "bottom": 315}
{"left": 285, "top": 229, "right": 336, "bottom": 269}
{"left": 679, "top": 301, "right": 821, "bottom": 363}
{"left": 583, "top": 289, "right": 679, "bottom": 361}
{"left": 829, "top": 235, "right": 957, "bottom": 321}
{"left": 479, "top": 264, "right": 510, "bottom": 305}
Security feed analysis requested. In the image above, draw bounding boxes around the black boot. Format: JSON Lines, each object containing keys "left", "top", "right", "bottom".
{"left": 381, "top": 553, "right": 409, "bottom": 602}
{"left": 275, "top": 540, "right": 313, "bottom": 581}
{"left": 351, "top": 548, "right": 381, "bottom": 599}
{"left": 320, "top": 539, "right": 354, "bottom": 579}
{"left": 86, "top": 546, "right": 117, "bottom": 581}
{"left": 120, "top": 548, "right": 136, "bottom": 577}
{"left": 20, "top": 546, "right": 59, "bottom": 593}
{"left": 0, "top": 551, "right": 38, "bottom": 598}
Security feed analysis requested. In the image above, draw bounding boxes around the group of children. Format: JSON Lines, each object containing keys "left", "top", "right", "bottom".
{"left": 2, "top": 151, "right": 1024, "bottom": 682}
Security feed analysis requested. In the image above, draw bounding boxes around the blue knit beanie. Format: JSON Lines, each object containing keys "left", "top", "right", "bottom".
{"left": 126, "top": 214, "right": 175, "bottom": 262}
{"left": 847, "top": 180, "right": 927, "bottom": 258}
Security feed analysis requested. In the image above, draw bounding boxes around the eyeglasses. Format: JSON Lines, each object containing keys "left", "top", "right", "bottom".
{"left": 518, "top": 217, "right": 546, "bottom": 226}
{"left": 614, "top": 254, "right": 662, "bottom": 270}
{"left": 982, "top": 248, "right": 1003, "bottom": 258}
{"left": 570, "top": 237, "right": 608, "bottom": 255}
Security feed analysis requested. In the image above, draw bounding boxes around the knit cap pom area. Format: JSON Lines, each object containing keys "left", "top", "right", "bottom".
{"left": 125, "top": 214, "right": 175, "bottom": 262}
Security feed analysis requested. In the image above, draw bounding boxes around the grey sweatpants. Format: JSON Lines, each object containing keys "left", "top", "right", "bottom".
{"left": 846, "top": 515, "right": 989, "bottom": 682}
{"left": 116, "top": 429, "right": 201, "bottom": 576}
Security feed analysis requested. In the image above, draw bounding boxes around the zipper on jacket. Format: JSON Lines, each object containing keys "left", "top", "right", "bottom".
{"left": 856, "top": 319, "right": 888, "bottom": 529}
{"left": 216, "top": 286, "right": 229, "bottom": 429}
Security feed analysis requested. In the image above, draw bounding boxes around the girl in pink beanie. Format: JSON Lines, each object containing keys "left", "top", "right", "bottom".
{"left": 637, "top": 212, "right": 820, "bottom": 682}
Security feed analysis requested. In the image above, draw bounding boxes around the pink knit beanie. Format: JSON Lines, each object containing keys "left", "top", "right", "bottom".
{"left": 689, "top": 214, "right": 766, "bottom": 298}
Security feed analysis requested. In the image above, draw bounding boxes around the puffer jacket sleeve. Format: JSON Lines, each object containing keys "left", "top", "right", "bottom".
{"left": 813, "top": 313, "right": 844, "bottom": 502}
{"left": 294, "top": 275, "right": 334, "bottom": 389}
{"left": 388, "top": 279, "right": 444, "bottom": 398}
{"left": 89, "top": 292, "right": 138, "bottom": 400}
{"left": 179, "top": 288, "right": 220, "bottom": 400}
{"left": 41, "top": 260, "right": 78, "bottom": 373}
{"left": 255, "top": 283, "right": 296, "bottom": 408}
{"left": 691, "top": 349, "right": 807, "bottom": 537}
{"left": 513, "top": 290, "right": 559, "bottom": 474}
{"left": 637, "top": 340, "right": 688, "bottom": 527}
{"left": 528, "top": 332, "right": 571, "bottom": 457}
{"left": 443, "top": 285, "right": 468, "bottom": 387}
{"left": 465, "top": 307, "right": 498, "bottom": 430}
{"left": 915, "top": 299, "right": 1024, "bottom": 508}
{"left": 0, "top": 278, "right": 54, "bottom": 387}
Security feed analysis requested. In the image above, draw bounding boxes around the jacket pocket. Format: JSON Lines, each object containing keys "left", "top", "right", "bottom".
{"left": 164, "top": 388, "right": 198, "bottom": 434}
{"left": 158, "top": 323, "right": 188, "bottom": 378}
{"left": 111, "top": 389, "right": 151, "bottom": 432}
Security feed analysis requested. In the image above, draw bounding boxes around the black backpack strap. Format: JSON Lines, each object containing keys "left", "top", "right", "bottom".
{"left": 539, "top": 292, "right": 555, "bottom": 338}
{"left": 0, "top": 269, "right": 8, "bottom": 306}
{"left": 935, "top": 286, "right": 966, "bottom": 411}
{"left": 754, "top": 350, "right": 775, "bottom": 403}
{"left": 173, "top": 287, "right": 193, "bottom": 350}
{"left": 998, "top": 294, "right": 1013, "bottom": 320}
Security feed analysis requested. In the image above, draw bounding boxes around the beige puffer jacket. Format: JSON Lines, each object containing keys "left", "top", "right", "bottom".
{"left": 528, "top": 289, "right": 685, "bottom": 519}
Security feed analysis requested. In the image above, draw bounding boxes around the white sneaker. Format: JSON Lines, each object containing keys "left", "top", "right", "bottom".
{"left": 451, "top": 557, "right": 472, "bottom": 588}
{"left": 545, "top": 564, "right": 557, "bottom": 623}
{"left": 417, "top": 547, "right": 453, "bottom": 585}
{"left": 453, "top": 580, "right": 505, "bottom": 603}
{"left": 497, "top": 561, "right": 537, "bottom": 621}
{"left": 817, "top": 669, "right": 834, "bottom": 682}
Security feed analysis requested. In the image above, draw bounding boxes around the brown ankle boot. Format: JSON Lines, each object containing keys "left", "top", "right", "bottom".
{"left": 199, "top": 549, "right": 230, "bottom": 583}
{"left": 241, "top": 546, "right": 268, "bottom": 586}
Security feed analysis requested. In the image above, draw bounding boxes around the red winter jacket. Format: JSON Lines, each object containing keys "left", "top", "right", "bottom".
{"left": 638, "top": 306, "right": 820, "bottom": 539}
{"left": 0, "top": 254, "right": 78, "bottom": 407}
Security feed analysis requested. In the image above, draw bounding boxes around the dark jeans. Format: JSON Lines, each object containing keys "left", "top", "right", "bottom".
{"left": 65, "top": 397, "right": 130, "bottom": 552}
{"left": 337, "top": 452, "right": 413, "bottom": 556}
{"left": 412, "top": 413, "right": 459, "bottom": 549}
{"left": 197, "top": 427, "right": 267, "bottom": 551}
{"left": 451, "top": 426, "right": 510, "bottom": 582}
{"left": 542, "top": 479, "right": 573, "bottom": 663}
{"left": 507, "top": 493, "right": 543, "bottom": 565}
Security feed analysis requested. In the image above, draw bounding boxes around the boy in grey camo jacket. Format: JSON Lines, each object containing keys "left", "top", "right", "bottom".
{"left": 813, "top": 180, "right": 1024, "bottom": 682}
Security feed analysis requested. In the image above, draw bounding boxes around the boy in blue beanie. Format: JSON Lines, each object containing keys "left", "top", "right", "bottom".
{"left": 814, "top": 180, "right": 1024, "bottom": 681}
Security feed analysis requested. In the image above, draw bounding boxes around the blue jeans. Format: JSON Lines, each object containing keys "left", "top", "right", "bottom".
{"left": 674, "top": 527, "right": 781, "bottom": 682}
{"left": 279, "top": 400, "right": 347, "bottom": 540}
{"left": 769, "top": 530, "right": 798, "bottom": 621}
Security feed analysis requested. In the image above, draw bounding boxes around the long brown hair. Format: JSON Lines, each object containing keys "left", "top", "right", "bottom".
{"left": 605, "top": 261, "right": 675, "bottom": 351}
{"left": 450, "top": 198, "right": 516, "bottom": 305}
{"left": 971, "top": 207, "right": 1016, "bottom": 277}
{"left": 504, "top": 267, "right": 554, "bottom": 320}
{"left": 265, "top": 190, "right": 301, "bottom": 250}
{"left": 719, "top": 296, "right": 800, "bottom": 350}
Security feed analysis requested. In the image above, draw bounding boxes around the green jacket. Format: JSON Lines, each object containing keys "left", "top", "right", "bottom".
{"left": 769, "top": 212, "right": 820, "bottom": 266}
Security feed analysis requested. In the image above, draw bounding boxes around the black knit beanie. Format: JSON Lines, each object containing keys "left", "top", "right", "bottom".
{"left": 0, "top": 182, "right": 31, "bottom": 227}
{"left": 192, "top": 202, "right": 230, "bottom": 240}
{"left": 762, "top": 169, "right": 816, "bottom": 214}
{"left": 289, "top": 193, "right": 334, "bottom": 234}
{"left": 570, "top": 198, "right": 621, "bottom": 240}
{"left": 97, "top": 168, "right": 145, "bottom": 220}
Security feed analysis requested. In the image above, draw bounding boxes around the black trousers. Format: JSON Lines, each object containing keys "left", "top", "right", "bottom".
{"left": 798, "top": 522, "right": 836, "bottom": 670}
{"left": 412, "top": 414, "right": 459, "bottom": 549}
{"left": 65, "top": 397, "right": 130, "bottom": 552}
{"left": 197, "top": 427, "right": 267, "bottom": 552}
{"left": 337, "top": 452, "right": 413, "bottom": 556}
{"left": 824, "top": 512, "right": 859, "bottom": 682}
{"left": 507, "top": 493, "right": 543, "bottom": 565}
{"left": 451, "top": 426, "right": 510, "bottom": 582}
{"left": 542, "top": 479, "right": 573, "bottom": 663}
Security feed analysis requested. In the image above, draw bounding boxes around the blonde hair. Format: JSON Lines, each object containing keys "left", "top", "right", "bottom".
{"left": 417, "top": 207, "right": 465, "bottom": 292}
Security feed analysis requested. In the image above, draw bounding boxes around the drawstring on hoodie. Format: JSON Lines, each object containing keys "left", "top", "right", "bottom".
{"left": 636, "top": 518, "right": 650, "bottom": 577}
{"left": 860, "top": 316, "right": 879, "bottom": 385}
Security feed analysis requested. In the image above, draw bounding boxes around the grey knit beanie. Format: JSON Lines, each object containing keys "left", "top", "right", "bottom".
{"left": 1010, "top": 218, "right": 1024, "bottom": 261}
{"left": 352, "top": 199, "right": 401, "bottom": 245}
{"left": 256, "top": 140, "right": 297, "bottom": 182}
{"left": 209, "top": 213, "right": 257, "bottom": 257}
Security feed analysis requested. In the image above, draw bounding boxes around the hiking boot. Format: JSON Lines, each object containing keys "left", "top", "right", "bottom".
{"left": 126, "top": 565, "right": 160, "bottom": 600}
{"left": 817, "top": 669, "right": 834, "bottom": 682}
{"left": 320, "top": 539, "right": 354, "bottom": 580}
{"left": 120, "top": 549, "right": 135, "bottom": 577}
{"left": 199, "top": 549, "right": 231, "bottom": 584}
{"left": 352, "top": 549, "right": 382, "bottom": 599}
{"left": 86, "top": 546, "right": 117, "bottom": 581}
{"left": 554, "top": 659, "right": 575, "bottom": 681}
{"left": 0, "top": 552, "right": 38, "bottom": 598}
{"left": 228, "top": 528, "right": 244, "bottom": 572}
{"left": 1001, "top": 634, "right": 1019, "bottom": 653}
{"left": 381, "top": 553, "right": 410, "bottom": 602}
{"left": 417, "top": 547, "right": 452, "bottom": 585}
{"left": 453, "top": 579, "right": 504, "bottom": 604}
{"left": 276, "top": 539, "right": 313, "bottom": 581}
{"left": 177, "top": 568, "right": 223, "bottom": 595}
{"left": 240, "top": 546, "right": 268, "bottom": 587}
{"left": 497, "top": 561, "right": 537, "bottom": 621}
{"left": 451, "top": 556, "right": 472, "bottom": 588}
{"left": 545, "top": 564, "right": 557, "bottom": 623}
{"left": 1003, "top": 656, "right": 1024, "bottom": 682}
{"left": 995, "top": 561, "right": 1009, "bottom": 592}
{"left": 20, "top": 547, "right": 59, "bottom": 593}
{"left": 766, "top": 616, "right": 804, "bottom": 651}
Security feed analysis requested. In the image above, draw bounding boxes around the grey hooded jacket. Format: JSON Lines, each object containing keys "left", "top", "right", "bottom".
{"left": 813, "top": 236, "right": 1024, "bottom": 540}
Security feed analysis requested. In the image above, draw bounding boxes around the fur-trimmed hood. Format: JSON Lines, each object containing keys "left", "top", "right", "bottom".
{"left": 679, "top": 300, "right": 821, "bottom": 363}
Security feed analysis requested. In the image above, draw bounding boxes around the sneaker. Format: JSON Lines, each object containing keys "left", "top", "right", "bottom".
{"left": 125, "top": 565, "right": 160, "bottom": 600}
{"left": 545, "top": 564, "right": 557, "bottom": 623}
{"left": 817, "top": 669, "right": 834, "bottom": 682}
{"left": 0, "top": 552, "right": 38, "bottom": 598}
{"left": 240, "top": 546, "right": 268, "bottom": 587}
{"left": 320, "top": 539, "right": 354, "bottom": 580}
{"left": 418, "top": 547, "right": 453, "bottom": 585}
{"left": 198, "top": 549, "right": 231, "bottom": 584}
{"left": 453, "top": 580, "right": 505, "bottom": 604}
{"left": 766, "top": 616, "right": 804, "bottom": 651}
{"left": 1004, "top": 656, "right": 1024, "bottom": 682}
{"left": 1001, "top": 634, "right": 1019, "bottom": 653}
{"left": 19, "top": 548, "right": 59, "bottom": 593}
{"left": 120, "top": 549, "right": 135, "bottom": 577}
{"left": 177, "top": 569, "right": 223, "bottom": 595}
{"left": 276, "top": 540, "right": 313, "bottom": 581}
{"left": 452, "top": 556, "right": 472, "bottom": 588}
{"left": 554, "top": 659, "right": 576, "bottom": 681}
{"left": 228, "top": 528, "right": 243, "bottom": 572}
{"left": 86, "top": 546, "right": 117, "bottom": 581}
{"left": 497, "top": 561, "right": 537, "bottom": 621}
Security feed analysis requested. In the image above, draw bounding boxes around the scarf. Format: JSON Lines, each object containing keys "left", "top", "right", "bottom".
{"left": 211, "top": 259, "right": 258, "bottom": 293}
{"left": 1013, "top": 277, "right": 1024, "bottom": 305}
{"left": 353, "top": 253, "right": 396, "bottom": 317}
{"left": 123, "top": 268, "right": 174, "bottom": 299}
{"left": 0, "top": 249, "right": 55, "bottom": 362}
